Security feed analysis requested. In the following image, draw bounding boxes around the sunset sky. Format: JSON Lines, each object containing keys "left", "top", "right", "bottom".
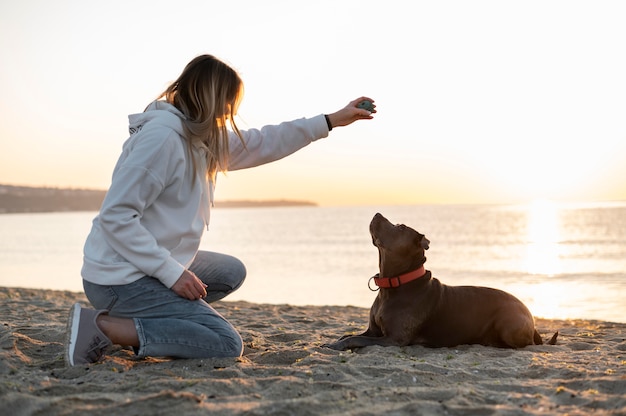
{"left": 1, "top": 1, "right": 625, "bottom": 206}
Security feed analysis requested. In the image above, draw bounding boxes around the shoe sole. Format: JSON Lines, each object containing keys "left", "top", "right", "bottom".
{"left": 65, "top": 303, "right": 82, "bottom": 367}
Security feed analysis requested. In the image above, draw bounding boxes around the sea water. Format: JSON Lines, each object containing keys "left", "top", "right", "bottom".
{"left": 1, "top": 202, "right": 624, "bottom": 323}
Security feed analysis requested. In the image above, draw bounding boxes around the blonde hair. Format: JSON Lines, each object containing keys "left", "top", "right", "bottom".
{"left": 159, "top": 54, "right": 244, "bottom": 181}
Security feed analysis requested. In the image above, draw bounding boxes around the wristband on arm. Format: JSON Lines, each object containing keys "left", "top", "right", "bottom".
{"left": 324, "top": 114, "right": 333, "bottom": 131}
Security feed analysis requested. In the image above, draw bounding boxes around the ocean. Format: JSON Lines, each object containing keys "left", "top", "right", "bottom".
{"left": 1, "top": 202, "right": 624, "bottom": 323}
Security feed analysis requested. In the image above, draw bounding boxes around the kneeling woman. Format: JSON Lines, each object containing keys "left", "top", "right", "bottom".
{"left": 65, "top": 54, "right": 375, "bottom": 366}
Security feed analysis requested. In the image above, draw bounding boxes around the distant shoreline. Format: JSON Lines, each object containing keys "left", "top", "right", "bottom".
{"left": 0, "top": 184, "right": 316, "bottom": 214}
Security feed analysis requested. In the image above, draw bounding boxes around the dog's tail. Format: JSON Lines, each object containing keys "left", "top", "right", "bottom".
{"left": 534, "top": 329, "right": 559, "bottom": 345}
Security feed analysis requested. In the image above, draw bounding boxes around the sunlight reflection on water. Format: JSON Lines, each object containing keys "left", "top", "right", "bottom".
{"left": 525, "top": 199, "right": 563, "bottom": 276}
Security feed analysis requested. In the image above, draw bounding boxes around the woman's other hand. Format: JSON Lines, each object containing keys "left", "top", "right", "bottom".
{"left": 171, "top": 269, "right": 208, "bottom": 300}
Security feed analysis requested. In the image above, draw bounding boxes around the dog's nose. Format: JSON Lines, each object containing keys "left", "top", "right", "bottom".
{"left": 373, "top": 213, "right": 385, "bottom": 221}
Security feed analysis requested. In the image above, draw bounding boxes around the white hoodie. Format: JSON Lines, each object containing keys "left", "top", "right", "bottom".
{"left": 82, "top": 101, "right": 329, "bottom": 288}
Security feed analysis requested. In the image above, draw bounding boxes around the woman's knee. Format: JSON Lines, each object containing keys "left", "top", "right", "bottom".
{"left": 226, "top": 256, "right": 247, "bottom": 290}
{"left": 191, "top": 251, "right": 247, "bottom": 291}
{"left": 223, "top": 331, "right": 244, "bottom": 357}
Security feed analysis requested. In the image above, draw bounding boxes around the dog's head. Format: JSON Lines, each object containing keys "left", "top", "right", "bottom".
{"left": 370, "top": 213, "right": 430, "bottom": 274}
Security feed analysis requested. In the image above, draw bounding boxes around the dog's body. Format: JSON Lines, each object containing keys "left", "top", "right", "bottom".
{"left": 327, "top": 213, "right": 557, "bottom": 350}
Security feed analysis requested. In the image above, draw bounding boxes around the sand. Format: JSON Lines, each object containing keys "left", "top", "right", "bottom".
{"left": 0, "top": 287, "right": 624, "bottom": 415}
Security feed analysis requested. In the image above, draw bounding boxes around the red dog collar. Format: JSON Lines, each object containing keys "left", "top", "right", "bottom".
{"left": 372, "top": 266, "right": 427, "bottom": 289}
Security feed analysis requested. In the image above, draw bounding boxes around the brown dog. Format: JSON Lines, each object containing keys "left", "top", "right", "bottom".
{"left": 326, "top": 213, "right": 558, "bottom": 350}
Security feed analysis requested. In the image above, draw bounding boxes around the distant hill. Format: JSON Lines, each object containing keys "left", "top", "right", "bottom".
{"left": 0, "top": 185, "right": 316, "bottom": 214}
{"left": 0, "top": 185, "right": 106, "bottom": 213}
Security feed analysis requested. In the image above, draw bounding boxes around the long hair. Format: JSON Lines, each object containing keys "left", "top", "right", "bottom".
{"left": 158, "top": 54, "right": 244, "bottom": 182}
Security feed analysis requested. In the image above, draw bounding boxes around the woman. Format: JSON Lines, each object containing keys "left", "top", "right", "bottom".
{"left": 65, "top": 54, "right": 375, "bottom": 366}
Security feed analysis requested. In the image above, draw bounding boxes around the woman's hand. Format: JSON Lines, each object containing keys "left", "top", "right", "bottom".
{"left": 171, "top": 269, "right": 208, "bottom": 300}
{"left": 326, "top": 96, "right": 376, "bottom": 129}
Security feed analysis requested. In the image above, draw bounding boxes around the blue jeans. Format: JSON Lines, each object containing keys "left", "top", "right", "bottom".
{"left": 83, "top": 251, "right": 246, "bottom": 358}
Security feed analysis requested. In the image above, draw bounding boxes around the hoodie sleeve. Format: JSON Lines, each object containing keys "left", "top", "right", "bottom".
{"left": 227, "top": 114, "right": 329, "bottom": 171}
{"left": 97, "top": 126, "right": 187, "bottom": 287}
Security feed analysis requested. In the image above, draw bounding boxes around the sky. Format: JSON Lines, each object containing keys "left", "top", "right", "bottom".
{"left": 1, "top": 0, "right": 625, "bottom": 206}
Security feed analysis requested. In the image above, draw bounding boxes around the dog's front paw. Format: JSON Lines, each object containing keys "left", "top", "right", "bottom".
{"left": 321, "top": 341, "right": 345, "bottom": 351}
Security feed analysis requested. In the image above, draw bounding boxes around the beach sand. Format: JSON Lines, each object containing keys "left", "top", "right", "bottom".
{"left": 1, "top": 287, "right": 624, "bottom": 415}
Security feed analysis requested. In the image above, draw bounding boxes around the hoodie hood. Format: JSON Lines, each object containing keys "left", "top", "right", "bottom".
{"left": 128, "top": 101, "right": 187, "bottom": 136}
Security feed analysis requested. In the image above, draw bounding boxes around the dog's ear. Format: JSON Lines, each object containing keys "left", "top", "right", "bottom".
{"left": 420, "top": 235, "right": 430, "bottom": 250}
